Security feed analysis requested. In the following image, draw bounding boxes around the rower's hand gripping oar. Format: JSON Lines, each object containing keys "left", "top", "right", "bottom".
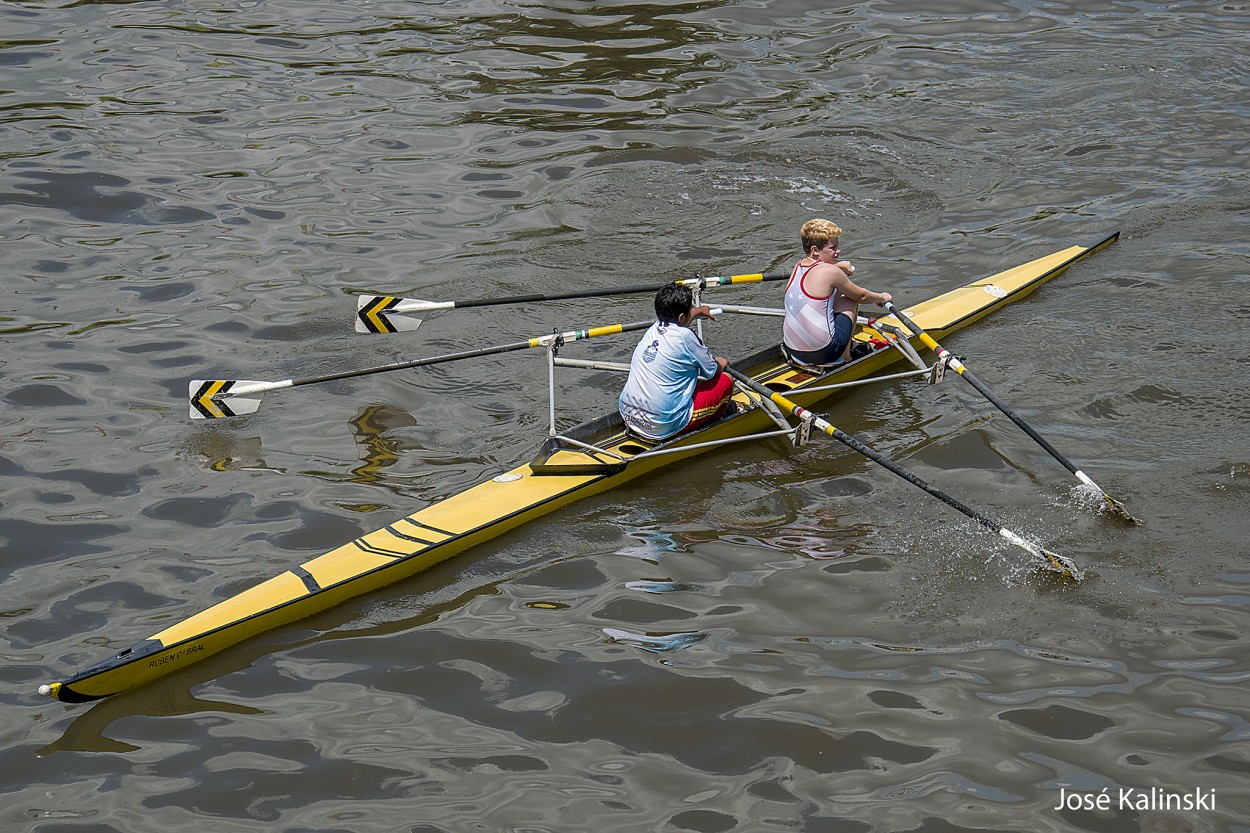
{"left": 882, "top": 302, "right": 1139, "bottom": 525}
{"left": 355, "top": 271, "right": 788, "bottom": 333}
{"left": 190, "top": 318, "right": 657, "bottom": 419}
{"left": 725, "top": 367, "right": 1084, "bottom": 580}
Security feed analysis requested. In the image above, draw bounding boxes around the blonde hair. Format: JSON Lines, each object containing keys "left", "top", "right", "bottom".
{"left": 800, "top": 219, "right": 842, "bottom": 254}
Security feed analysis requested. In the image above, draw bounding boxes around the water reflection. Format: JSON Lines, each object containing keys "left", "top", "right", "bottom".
{"left": 347, "top": 403, "right": 417, "bottom": 482}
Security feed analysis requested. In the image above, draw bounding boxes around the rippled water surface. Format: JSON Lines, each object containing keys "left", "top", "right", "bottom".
{"left": 3, "top": 1, "right": 1248, "bottom": 831}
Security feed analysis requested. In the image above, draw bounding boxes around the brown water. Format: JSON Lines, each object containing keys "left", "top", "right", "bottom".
{"left": 3, "top": 1, "right": 1249, "bottom": 831}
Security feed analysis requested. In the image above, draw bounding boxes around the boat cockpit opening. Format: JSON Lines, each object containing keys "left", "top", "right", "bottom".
{"left": 527, "top": 307, "right": 944, "bottom": 476}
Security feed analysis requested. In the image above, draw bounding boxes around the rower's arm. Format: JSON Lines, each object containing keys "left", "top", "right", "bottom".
{"left": 831, "top": 267, "right": 891, "bottom": 306}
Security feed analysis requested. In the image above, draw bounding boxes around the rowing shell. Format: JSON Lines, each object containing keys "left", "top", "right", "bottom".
{"left": 41, "top": 232, "right": 1119, "bottom": 703}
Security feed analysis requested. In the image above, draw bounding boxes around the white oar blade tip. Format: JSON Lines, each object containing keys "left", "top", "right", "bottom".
{"left": 386, "top": 314, "right": 422, "bottom": 332}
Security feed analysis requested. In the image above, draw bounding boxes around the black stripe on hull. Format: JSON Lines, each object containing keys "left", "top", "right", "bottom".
{"left": 291, "top": 567, "right": 321, "bottom": 593}
{"left": 397, "top": 517, "right": 456, "bottom": 538}
{"left": 53, "top": 467, "right": 622, "bottom": 701}
{"left": 353, "top": 537, "right": 410, "bottom": 559}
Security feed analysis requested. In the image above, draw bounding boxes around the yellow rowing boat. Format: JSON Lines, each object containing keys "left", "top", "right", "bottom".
{"left": 41, "top": 232, "right": 1119, "bottom": 703}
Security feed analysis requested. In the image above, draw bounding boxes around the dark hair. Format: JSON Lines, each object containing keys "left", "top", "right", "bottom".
{"left": 655, "top": 283, "right": 692, "bottom": 323}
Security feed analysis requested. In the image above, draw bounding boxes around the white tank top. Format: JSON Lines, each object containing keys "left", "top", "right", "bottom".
{"left": 783, "top": 259, "right": 840, "bottom": 352}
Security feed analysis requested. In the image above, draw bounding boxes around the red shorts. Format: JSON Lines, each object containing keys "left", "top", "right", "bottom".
{"left": 678, "top": 372, "right": 735, "bottom": 435}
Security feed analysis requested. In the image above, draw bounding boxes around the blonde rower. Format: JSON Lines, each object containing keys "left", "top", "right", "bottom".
{"left": 783, "top": 219, "right": 892, "bottom": 365}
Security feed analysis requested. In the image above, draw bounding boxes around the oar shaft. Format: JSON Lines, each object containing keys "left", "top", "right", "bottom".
{"left": 730, "top": 369, "right": 995, "bottom": 534}
{"left": 832, "top": 419, "right": 1006, "bottom": 538}
{"left": 192, "top": 318, "right": 659, "bottom": 420}
{"left": 289, "top": 319, "right": 654, "bottom": 389}
{"left": 884, "top": 301, "right": 1137, "bottom": 524}
{"left": 286, "top": 339, "right": 535, "bottom": 388}
{"left": 888, "top": 306, "right": 1076, "bottom": 464}
{"left": 941, "top": 350, "right": 1077, "bottom": 476}
{"left": 725, "top": 367, "right": 1080, "bottom": 578}
{"left": 391, "top": 271, "right": 789, "bottom": 312}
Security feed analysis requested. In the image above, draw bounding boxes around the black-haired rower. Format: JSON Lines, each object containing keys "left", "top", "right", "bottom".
{"left": 618, "top": 283, "right": 734, "bottom": 441}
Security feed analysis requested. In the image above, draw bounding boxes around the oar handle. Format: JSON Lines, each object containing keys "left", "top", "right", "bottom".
{"left": 882, "top": 302, "right": 939, "bottom": 351}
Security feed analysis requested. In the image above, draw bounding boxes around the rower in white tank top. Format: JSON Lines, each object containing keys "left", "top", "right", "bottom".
{"left": 781, "top": 224, "right": 893, "bottom": 366}
{"left": 783, "top": 259, "right": 844, "bottom": 354}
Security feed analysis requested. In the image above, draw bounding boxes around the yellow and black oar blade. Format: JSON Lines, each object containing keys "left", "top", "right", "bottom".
{"left": 355, "top": 296, "right": 429, "bottom": 334}
{"left": 882, "top": 301, "right": 1139, "bottom": 525}
{"left": 726, "top": 367, "right": 1084, "bottom": 580}
{"left": 189, "top": 379, "right": 285, "bottom": 420}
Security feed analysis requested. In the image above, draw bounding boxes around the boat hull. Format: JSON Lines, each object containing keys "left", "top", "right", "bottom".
{"left": 43, "top": 232, "right": 1118, "bottom": 702}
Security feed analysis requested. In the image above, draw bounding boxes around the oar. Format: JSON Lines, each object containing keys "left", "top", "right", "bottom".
{"left": 190, "top": 318, "right": 656, "bottom": 419}
{"left": 882, "top": 301, "right": 1139, "bottom": 524}
{"left": 355, "top": 270, "right": 788, "bottom": 333}
{"left": 725, "top": 367, "right": 1084, "bottom": 580}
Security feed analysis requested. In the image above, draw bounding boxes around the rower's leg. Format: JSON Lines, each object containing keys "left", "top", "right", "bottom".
{"left": 830, "top": 303, "right": 859, "bottom": 362}
{"left": 681, "top": 374, "right": 737, "bottom": 434}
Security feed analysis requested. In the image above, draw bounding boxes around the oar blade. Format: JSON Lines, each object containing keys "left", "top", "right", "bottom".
{"left": 189, "top": 380, "right": 264, "bottom": 420}
{"left": 997, "top": 527, "right": 1084, "bottom": 581}
{"left": 1102, "top": 493, "right": 1141, "bottom": 525}
{"left": 1074, "top": 472, "right": 1140, "bottom": 525}
{"left": 355, "top": 296, "right": 424, "bottom": 334}
{"left": 1040, "top": 546, "right": 1085, "bottom": 581}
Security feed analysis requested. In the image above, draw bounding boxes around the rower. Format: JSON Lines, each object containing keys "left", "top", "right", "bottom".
{"left": 618, "top": 284, "right": 735, "bottom": 441}
{"left": 782, "top": 218, "right": 893, "bottom": 367}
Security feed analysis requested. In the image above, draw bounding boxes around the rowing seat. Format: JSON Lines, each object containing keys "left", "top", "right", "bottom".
{"left": 780, "top": 343, "right": 847, "bottom": 373}
{"left": 780, "top": 338, "right": 887, "bottom": 373}
{"left": 622, "top": 426, "right": 660, "bottom": 447}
